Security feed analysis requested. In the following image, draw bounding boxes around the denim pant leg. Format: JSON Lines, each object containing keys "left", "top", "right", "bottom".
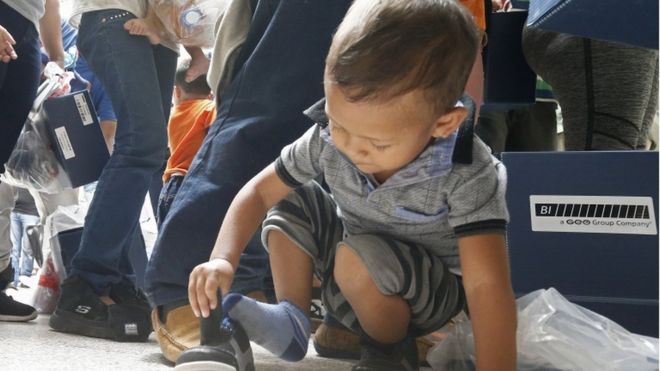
{"left": 145, "top": 0, "right": 353, "bottom": 306}
{"left": 156, "top": 175, "right": 185, "bottom": 230}
{"left": 70, "top": 9, "right": 177, "bottom": 294}
{"left": 0, "top": 2, "right": 41, "bottom": 171}
{"left": 10, "top": 212, "right": 39, "bottom": 282}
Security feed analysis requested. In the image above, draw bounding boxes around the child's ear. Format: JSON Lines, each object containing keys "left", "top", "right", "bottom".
{"left": 431, "top": 107, "right": 468, "bottom": 139}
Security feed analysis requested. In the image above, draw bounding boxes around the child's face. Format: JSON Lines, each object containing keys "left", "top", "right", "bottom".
{"left": 325, "top": 83, "right": 461, "bottom": 183}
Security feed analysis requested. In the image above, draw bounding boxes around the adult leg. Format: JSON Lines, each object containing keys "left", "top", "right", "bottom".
{"left": 475, "top": 110, "right": 510, "bottom": 153}
{"left": 523, "top": 28, "right": 659, "bottom": 150}
{"left": 0, "top": 2, "right": 41, "bottom": 169}
{"left": 0, "top": 2, "right": 40, "bottom": 321}
{"left": 50, "top": 9, "right": 175, "bottom": 341}
{"left": 10, "top": 210, "right": 23, "bottom": 285}
{"left": 146, "top": 0, "right": 352, "bottom": 308}
{"left": 0, "top": 180, "right": 36, "bottom": 321}
{"left": 70, "top": 10, "right": 174, "bottom": 293}
{"left": 0, "top": 182, "right": 16, "bottom": 276}
{"left": 506, "top": 101, "right": 558, "bottom": 151}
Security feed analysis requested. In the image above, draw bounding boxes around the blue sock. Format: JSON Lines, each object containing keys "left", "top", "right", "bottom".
{"left": 223, "top": 293, "right": 311, "bottom": 361}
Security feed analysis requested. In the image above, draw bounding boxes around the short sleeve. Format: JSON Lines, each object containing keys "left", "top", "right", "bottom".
{"left": 447, "top": 148, "right": 509, "bottom": 237}
{"left": 275, "top": 124, "right": 325, "bottom": 188}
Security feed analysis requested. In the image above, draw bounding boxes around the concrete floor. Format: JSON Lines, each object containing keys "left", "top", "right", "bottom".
{"left": 0, "top": 285, "right": 434, "bottom": 371}
{"left": 0, "top": 283, "right": 353, "bottom": 371}
{"left": 0, "top": 198, "right": 437, "bottom": 371}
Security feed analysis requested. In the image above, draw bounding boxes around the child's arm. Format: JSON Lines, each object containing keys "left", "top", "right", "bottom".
{"left": 458, "top": 233, "right": 517, "bottom": 371}
{"left": 188, "top": 163, "right": 293, "bottom": 317}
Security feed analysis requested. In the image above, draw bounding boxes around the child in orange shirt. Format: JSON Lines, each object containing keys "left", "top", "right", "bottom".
{"left": 157, "top": 59, "right": 217, "bottom": 227}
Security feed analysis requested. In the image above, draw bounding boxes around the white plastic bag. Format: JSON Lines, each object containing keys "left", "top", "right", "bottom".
{"left": 150, "top": 0, "right": 229, "bottom": 47}
{"left": 427, "top": 288, "right": 659, "bottom": 371}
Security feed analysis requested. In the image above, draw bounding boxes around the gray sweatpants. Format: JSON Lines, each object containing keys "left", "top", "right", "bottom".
{"left": 523, "top": 28, "right": 659, "bottom": 150}
{"left": 261, "top": 182, "right": 466, "bottom": 336}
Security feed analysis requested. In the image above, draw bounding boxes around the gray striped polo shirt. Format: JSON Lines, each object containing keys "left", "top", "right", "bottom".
{"left": 275, "top": 97, "right": 509, "bottom": 271}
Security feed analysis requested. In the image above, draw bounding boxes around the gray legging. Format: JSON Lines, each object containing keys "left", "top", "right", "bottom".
{"left": 523, "top": 27, "right": 659, "bottom": 150}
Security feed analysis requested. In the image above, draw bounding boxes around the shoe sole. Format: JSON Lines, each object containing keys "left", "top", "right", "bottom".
{"left": 174, "top": 361, "right": 238, "bottom": 371}
{"left": 0, "top": 311, "right": 38, "bottom": 322}
{"left": 313, "top": 338, "right": 360, "bottom": 360}
{"left": 50, "top": 310, "right": 114, "bottom": 339}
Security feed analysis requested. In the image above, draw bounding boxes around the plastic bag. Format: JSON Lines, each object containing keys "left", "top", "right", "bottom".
{"left": 150, "top": 0, "right": 229, "bottom": 47}
{"left": 31, "top": 252, "right": 60, "bottom": 314}
{"left": 427, "top": 288, "right": 659, "bottom": 371}
{"left": 2, "top": 65, "right": 76, "bottom": 194}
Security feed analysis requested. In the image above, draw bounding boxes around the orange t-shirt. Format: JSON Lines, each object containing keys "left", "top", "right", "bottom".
{"left": 163, "top": 99, "right": 217, "bottom": 182}
{"left": 460, "top": 0, "right": 486, "bottom": 31}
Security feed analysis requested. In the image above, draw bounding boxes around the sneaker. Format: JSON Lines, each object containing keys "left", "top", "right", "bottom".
{"left": 0, "top": 291, "right": 38, "bottom": 321}
{"left": 152, "top": 303, "right": 201, "bottom": 363}
{"left": 49, "top": 275, "right": 150, "bottom": 342}
{"left": 109, "top": 280, "right": 152, "bottom": 340}
{"left": 352, "top": 337, "right": 419, "bottom": 371}
{"left": 175, "top": 297, "right": 254, "bottom": 371}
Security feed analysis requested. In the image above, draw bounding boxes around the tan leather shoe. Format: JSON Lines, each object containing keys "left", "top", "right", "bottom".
{"left": 313, "top": 323, "right": 434, "bottom": 365}
{"left": 151, "top": 305, "right": 200, "bottom": 363}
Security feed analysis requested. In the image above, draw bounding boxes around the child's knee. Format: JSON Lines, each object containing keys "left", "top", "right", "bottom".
{"left": 334, "top": 243, "right": 371, "bottom": 297}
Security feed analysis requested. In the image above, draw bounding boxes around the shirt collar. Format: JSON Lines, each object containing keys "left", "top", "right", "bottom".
{"left": 303, "top": 95, "right": 475, "bottom": 183}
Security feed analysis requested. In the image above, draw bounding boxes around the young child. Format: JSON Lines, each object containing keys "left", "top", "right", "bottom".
{"left": 187, "top": 0, "right": 517, "bottom": 370}
{"left": 157, "top": 60, "right": 216, "bottom": 227}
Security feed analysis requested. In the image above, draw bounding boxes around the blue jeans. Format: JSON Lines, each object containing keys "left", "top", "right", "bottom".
{"left": 0, "top": 1, "right": 41, "bottom": 173}
{"left": 156, "top": 175, "right": 184, "bottom": 229}
{"left": 70, "top": 9, "right": 177, "bottom": 294}
{"left": 10, "top": 212, "right": 39, "bottom": 283}
{"left": 144, "top": 0, "right": 352, "bottom": 306}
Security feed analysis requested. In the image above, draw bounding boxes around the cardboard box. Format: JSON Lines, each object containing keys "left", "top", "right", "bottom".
{"left": 502, "top": 151, "right": 658, "bottom": 337}
{"left": 527, "top": 0, "right": 658, "bottom": 50}
{"left": 42, "top": 90, "right": 109, "bottom": 188}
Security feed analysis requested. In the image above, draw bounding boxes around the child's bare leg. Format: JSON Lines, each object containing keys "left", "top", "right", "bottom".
{"left": 334, "top": 244, "right": 411, "bottom": 344}
{"left": 269, "top": 229, "right": 314, "bottom": 310}
{"left": 124, "top": 17, "right": 161, "bottom": 45}
{"left": 223, "top": 229, "right": 313, "bottom": 361}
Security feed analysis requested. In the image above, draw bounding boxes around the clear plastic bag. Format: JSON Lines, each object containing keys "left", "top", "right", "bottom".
{"left": 150, "top": 0, "right": 229, "bottom": 47}
{"left": 2, "top": 65, "right": 75, "bottom": 194}
{"left": 427, "top": 288, "right": 659, "bottom": 371}
{"left": 31, "top": 252, "right": 60, "bottom": 314}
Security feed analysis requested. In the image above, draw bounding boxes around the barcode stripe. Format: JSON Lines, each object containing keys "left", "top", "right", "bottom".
{"left": 535, "top": 202, "right": 652, "bottom": 219}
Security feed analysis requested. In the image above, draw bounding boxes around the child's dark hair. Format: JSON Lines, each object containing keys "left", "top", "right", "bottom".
{"left": 326, "top": 0, "right": 480, "bottom": 115}
{"left": 175, "top": 59, "right": 211, "bottom": 96}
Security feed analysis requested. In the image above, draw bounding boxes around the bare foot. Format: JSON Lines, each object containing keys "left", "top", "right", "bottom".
{"left": 186, "top": 53, "right": 210, "bottom": 82}
{"left": 124, "top": 18, "right": 161, "bottom": 45}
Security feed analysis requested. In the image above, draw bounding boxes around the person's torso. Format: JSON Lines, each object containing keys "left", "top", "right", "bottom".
{"left": 164, "top": 99, "right": 216, "bottom": 178}
{"left": 3, "top": 0, "right": 45, "bottom": 27}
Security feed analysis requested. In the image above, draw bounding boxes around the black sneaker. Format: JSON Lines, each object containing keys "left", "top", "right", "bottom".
{"left": 49, "top": 275, "right": 150, "bottom": 342}
{"left": 352, "top": 336, "right": 419, "bottom": 371}
{"left": 108, "top": 280, "right": 152, "bottom": 341}
{"left": 175, "top": 293, "right": 254, "bottom": 371}
{"left": 0, "top": 291, "right": 38, "bottom": 322}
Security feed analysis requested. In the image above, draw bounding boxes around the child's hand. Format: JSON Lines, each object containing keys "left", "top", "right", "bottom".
{"left": 188, "top": 258, "right": 235, "bottom": 318}
{"left": 0, "top": 25, "right": 17, "bottom": 63}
